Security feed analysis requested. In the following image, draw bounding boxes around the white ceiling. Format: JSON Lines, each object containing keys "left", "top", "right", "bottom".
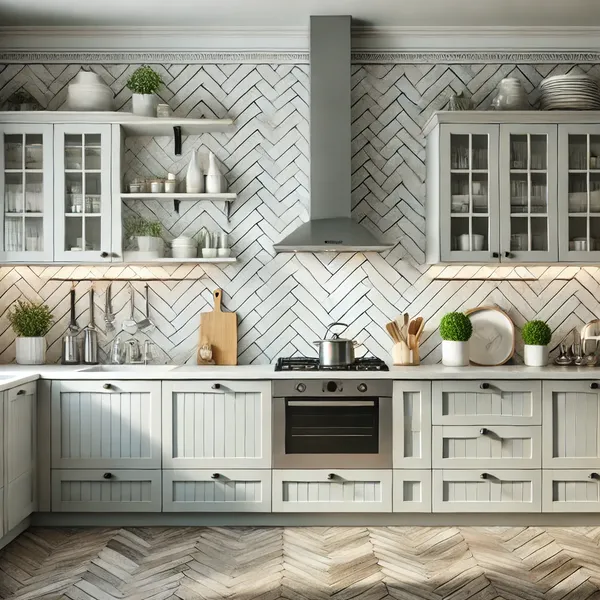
{"left": 1, "top": 0, "right": 599, "bottom": 27}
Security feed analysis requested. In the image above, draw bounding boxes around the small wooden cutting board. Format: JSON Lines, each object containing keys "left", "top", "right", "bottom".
{"left": 198, "top": 289, "right": 238, "bottom": 365}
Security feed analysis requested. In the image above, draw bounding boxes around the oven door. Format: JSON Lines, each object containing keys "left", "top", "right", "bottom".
{"left": 273, "top": 396, "right": 392, "bottom": 469}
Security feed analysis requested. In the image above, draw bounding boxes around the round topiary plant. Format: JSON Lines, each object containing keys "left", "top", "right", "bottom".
{"left": 126, "top": 66, "right": 163, "bottom": 95}
{"left": 521, "top": 320, "right": 551, "bottom": 346}
{"left": 439, "top": 312, "right": 473, "bottom": 342}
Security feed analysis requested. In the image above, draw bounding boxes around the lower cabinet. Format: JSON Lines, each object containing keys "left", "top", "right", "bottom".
{"left": 272, "top": 470, "right": 393, "bottom": 513}
{"left": 0, "top": 488, "right": 4, "bottom": 539}
{"left": 51, "top": 470, "right": 161, "bottom": 512}
{"left": 433, "top": 469, "right": 541, "bottom": 512}
{"left": 543, "top": 470, "right": 600, "bottom": 512}
{"left": 7, "top": 471, "right": 35, "bottom": 530}
{"left": 393, "top": 470, "right": 431, "bottom": 512}
{"left": 163, "top": 470, "right": 271, "bottom": 512}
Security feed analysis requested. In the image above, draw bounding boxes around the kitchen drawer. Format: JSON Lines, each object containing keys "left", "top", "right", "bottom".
{"left": 543, "top": 470, "right": 600, "bottom": 512}
{"left": 162, "top": 381, "right": 271, "bottom": 469}
{"left": 7, "top": 471, "right": 35, "bottom": 530}
{"left": 432, "top": 381, "right": 541, "bottom": 425}
{"left": 163, "top": 469, "right": 271, "bottom": 512}
{"left": 51, "top": 469, "right": 161, "bottom": 512}
{"left": 272, "top": 470, "right": 392, "bottom": 513}
{"left": 393, "top": 382, "right": 431, "bottom": 469}
{"left": 52, "top": 381, "right": 161, "bottom": 469}
{"left": 393, "top": 470, "right": 431, "bottom": 513}
{"left": 433, "top": 469, "right": 541, "bottom": 513}
{"left": 432, "top": 425, "right": 541, "bottom": 469}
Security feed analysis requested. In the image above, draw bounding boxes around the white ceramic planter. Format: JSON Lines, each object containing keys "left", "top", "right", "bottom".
{"left": 442, "top": 340, "right": 470, "bottom": 367}
{"left": 524, "top": 344, "right": 549, "bottom": 367}
{"left": 136, "top": 236, "right": 164, "bottom": 256}
{"left": 15, "top": 337, "right": 46, "bottom": 365}
{"left": 131, "top": 93, "right": 157, "bottom": 117}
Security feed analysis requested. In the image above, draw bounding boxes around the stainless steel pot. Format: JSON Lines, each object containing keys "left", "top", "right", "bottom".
{"left": 314, "top": 322, "right": 358, "bottom": 366}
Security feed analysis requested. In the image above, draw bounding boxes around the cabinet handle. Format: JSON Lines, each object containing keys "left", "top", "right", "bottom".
{"left": 480, "top": 428, "right": 489, "bottom": 435}
{"left": 327, "top": 473, "right": 335, "bottom": 480}
{"left": 103, "top": 383, "right": 112, "bottom": 390}
{"left": 480, "top": 473, "right": 489, "bottom": 480}
{"left": 211, "top": 383, "right": 221, "bottom": 390}
{"left": 504, "top": 251, "right": 512, "bottom": 259}
{"left": 480, "top": 382, "right": 490, "bottom": 390}
{"left": 100, "top": 251, "right": 109, "bottom": 258}
{"left": 16, "top": 389, "right": 25, "bottom": 395}
{"left": 591, "top": 383, "right": 599, "bottom": 390}
{"left": 211, "top": 473, "right": 220, "bottom": 480}
{"left": 492, "top": 252, "right": 499, "bottom": 258}
{"left": 103, "top": 472, "right": 112, "bottom": 479}
{"left": 589, "top": 473, "right": 600, "bottom": 480}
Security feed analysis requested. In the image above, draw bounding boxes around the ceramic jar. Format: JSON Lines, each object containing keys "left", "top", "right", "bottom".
{"left": 523, "top": 344, "right": 549, "bottom": 367}
{"left": 186, "top": 149, "right": 204, "bottom": 193}
{"left": 206, "top": 152, "right": 226, "bottom": 193}
{"left": 442, "top": 340, "right": 470, "bottom": 367}
{"left": 492, "top": 78, "right": 528, "bottom": 110}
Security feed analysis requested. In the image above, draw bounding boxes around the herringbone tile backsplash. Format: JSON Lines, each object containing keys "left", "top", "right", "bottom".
{"left": 1, "top": 60, "right": 600, "bottom": 365}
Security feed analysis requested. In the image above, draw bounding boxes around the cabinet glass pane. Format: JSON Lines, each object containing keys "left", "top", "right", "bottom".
{"left": 85, "top": 218, "right": 101, "bottom": 251}
{"left": 510, "top": 134, "right": 527, "bottom": 169}
{"left": 569, "top": 135, "right": 587, "bottom": 170}
{"left": 510, "top": 217, "right": 528, "bottom": 251}
{"left": 531, "top": 217, "right": 548, "bottom": 251}
{"left": 25, "top": 134, "right": 43, "bottom": 170}
{"left": 451, "top": 134, "right": 469, "bottom": 169}
{"left": 65, "top": 173, "right": 83, "bottom": 214}
{"left": 451, "top": 173, "right": 469, "bottom": 213}
{"left": 5, "top": 172, "right": 23, "bottom": 213}
{"left": 4, "top": 134, "right": 22, "bottom": 169}
{"left": 472, "top": 135, "right": 488, "bottom": 169}
{"left": 65, "top": 216, "right": 83, "bottom": 251}
{"left": 472, "top": 173, "right": 488, "bottom": 214}
{"left": 65, "top": 134, "right": 83, "bottom": 170}
{"left": 24, "top": 172, "right": 43, "bottom": 212}
{"left": 84, "top": 134, "right": 102, "bottom": 170}
{"left": 85, "top": 172, "right": 101, "bottom": 214}
{"left": 530, "top": 135, "right": 547, "bottom": 170}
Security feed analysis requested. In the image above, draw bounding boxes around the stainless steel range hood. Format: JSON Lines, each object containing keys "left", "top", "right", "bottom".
{"left": 273, "top": 16, "right": 393, "bottom": 253}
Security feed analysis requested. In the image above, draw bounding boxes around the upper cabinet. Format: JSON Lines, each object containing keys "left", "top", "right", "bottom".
{"left": 425, "top": 111, "right": 600, "bottom": 264}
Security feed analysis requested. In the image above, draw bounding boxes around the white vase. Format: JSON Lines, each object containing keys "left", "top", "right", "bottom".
{"left": 524, "top": 344, "right": 549, "bottom": 367}
{"left": 206, "top": 151, "right": 225, "bottom": 193}
{"left": 131, "top": 93, "right": 157, "bottom": 117}
{"left": 137, "top": 236, "right": 164, "bottom": 256}
{"left": 15, "top": 337, "right": 46, "bottom": 365}
{"left": 186, "top": 149, "right": 204, "bottom": 193}
{"left": 442, "top": 340, "right": 470, "bottom": 367}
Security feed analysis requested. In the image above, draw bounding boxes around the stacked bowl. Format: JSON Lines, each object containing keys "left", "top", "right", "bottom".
{"left": 540, "top": 72, "right": 600, "bottom": 110}
{"left": 171, "top": 236, "right": 197, "bottom": 259}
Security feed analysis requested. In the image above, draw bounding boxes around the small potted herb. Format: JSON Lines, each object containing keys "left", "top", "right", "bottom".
{"left": 124, "top": 217, "right": 164, "bottom": 256}
{"left": 8, "top": 300, "right": 53, "bottom": 364}
{"left": 521, "top": 320, "right": 552, "bottom": 366}
{"left": 126, "top": 65, "right": 163, "bottom": 117}
{"left": 439, "top": 312, "right": 473, "bottom": 366}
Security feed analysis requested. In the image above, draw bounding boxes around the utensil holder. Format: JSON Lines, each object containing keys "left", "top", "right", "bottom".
{"left": 392, "top": 341, "right": 414, "bottom": 365}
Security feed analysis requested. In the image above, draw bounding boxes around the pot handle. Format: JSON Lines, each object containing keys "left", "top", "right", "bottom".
{"left": 325, "top": 322, "right": 349, "bottom": 339}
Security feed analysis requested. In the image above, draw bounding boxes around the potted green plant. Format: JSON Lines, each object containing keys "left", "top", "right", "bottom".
{"left": 8, "top": 300, "right": 53, "bottom": 364}
{"left": 126, "top": 65, "right": 163, "bottom": 117}
{"left": 124, "top": 217, "right": 164, "bottom": 256}
{"left": 439, "top": 311, "right": 473, "bottom": 366}
{"left": 521, "top": 320, "right": 552, "bottom": 366}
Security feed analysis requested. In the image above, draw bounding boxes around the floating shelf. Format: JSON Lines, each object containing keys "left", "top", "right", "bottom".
{"left": 122, "top": 253, "right": 236, "bottom": 265}
{"left": 120, "top": 193, "right": 236, "bottom": 201}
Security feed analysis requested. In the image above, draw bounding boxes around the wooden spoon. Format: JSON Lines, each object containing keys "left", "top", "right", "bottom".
{"left": 408, "top": 317, "right": 424, "bottom": 365}
{"left": 392, "top": 321, "right": 406, "bottom": 343}
{"left": 386, "top": 322, "right": 400, "bottom": 343}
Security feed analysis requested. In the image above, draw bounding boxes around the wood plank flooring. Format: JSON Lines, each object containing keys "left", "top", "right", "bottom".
{"left": 2, "top": 527, "right": 600, "bottom": 599}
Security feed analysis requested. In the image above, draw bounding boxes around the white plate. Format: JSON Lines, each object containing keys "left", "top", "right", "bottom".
{"left": 466, "top": 306, "right": 515, "bottom": 366}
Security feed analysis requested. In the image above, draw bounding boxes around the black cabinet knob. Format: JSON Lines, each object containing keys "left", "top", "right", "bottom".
{"left": 480, "top": 473, "right": 489, "bottom": 480}
{"left": 504, "top": 251, "right": 512, "bottom": 258}
{"left": 103, "top": 383, "right": 112, "bottom": 390}
{"left": 100, "top": 251, "right": 109, "bottom": 258}
{"left": 492, "top": 252, "right": 499, "bottom": 258}
{"left": 589, "top": 473, "right": 599, "bottom": 480}
{"left": 591, "top": 383, "right": 599, "bottom": 390}
{"left": 327, "top": 473, "right": 335, "bottom": 480}
{"left": 16, "top": 389, "right": 25, "bottom": 395}
{"left": 480, "top": 428, "right": 489, "bottom": 435}
{"left": 211, "top": 383, "right": 221, "bottom": 390}
{"left": 480, "top": 382, "right": 490, "bottom": 390}
{"left": 211, "top": 473, "right": 220, "bottom": 480}
{"left": 103, "top": 472, "right": 112, "bottom": 479}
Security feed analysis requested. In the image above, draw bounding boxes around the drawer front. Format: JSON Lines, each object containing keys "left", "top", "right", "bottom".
{"left": 272, "top": 470, "right": 392, "bottom": 513}
{"left": 163, "top": 469, "right": 271, "bottom": 512}
{"left": 162, "top": 381, "right": 271, "bottom": 469}
{"left": 7, "top": 387, "right": 35, "bottom": 483}
{"left": 52, "top": 470, "right": 161, "bottom": 512}
{"left": 433, "top": 470, "right": 541, "bottom": 513}
{"left": 432, "top": 425, "right": 541, "bottom": 469}
{"left": 432, "top": 381, "right": 541, "bottom": 425}
{"left": 543, "top": 470, "right": 600, "bottom": 512}
{"left": 52, "top": 381, "right": 161, "bottom": 469}
{"left": 543, "top": 381, "right": 600, "bottom": 468}
{"left": 7, "top": 471, "right": 35, "bottom": 530}
{"left": 393, "top": 470, "right": 431, "bottom": 513}
{"left": 393, "top": 382, "right": 431, "bottom": 469}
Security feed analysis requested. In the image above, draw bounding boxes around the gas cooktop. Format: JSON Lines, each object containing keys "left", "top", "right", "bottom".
{"left": 274, "top": 357, "right": 389, "bottom": 372}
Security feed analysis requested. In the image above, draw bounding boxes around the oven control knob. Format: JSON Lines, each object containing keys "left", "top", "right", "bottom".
{"left": 357, "top": 383, "right": 368, "bottom": 393}
{"left": 296, "top": 383, "right": 306, "bottom": 393}
{"left": 326, "top": 381, "right": 338, "bottom": 392}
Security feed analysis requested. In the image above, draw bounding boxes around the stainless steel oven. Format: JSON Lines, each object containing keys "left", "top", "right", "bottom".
{"left": 273, "top": 380, "right": 392, "bottom": 469}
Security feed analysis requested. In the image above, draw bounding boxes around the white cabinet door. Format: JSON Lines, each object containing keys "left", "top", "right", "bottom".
{"left": 0, "top": 124, "right": 54, "bottom": 262}
{"left": 543, "top": 470, "right": 600, "bottom": 513}
{"left": 433, "top": 470, "right": 541, "bottom": 513}
{"left": 272, "top": 470, "right": 392, "bottom": 513}
{"left": 432, "top": 380, "right": 541, "bottom": 425}
{"left": 53, "top": 124, "right": 113, "bottom": 262}
{"left": 432, "top": 425, "right": 541, "bottom": 469}
{"left": 393, "top": 470, "right": 431, "bottom": 513}
{"left": 543, "top": 381, "right": 600, "bottom": 469}
{"left": 163, "top": 470, "right": 271, "bottom": 512}
{"left": 393, "top": 381, "right": 431, "bottom": 469}
{"left": 162, "top": 381, "right": 271, "bottom": 469}
{"left": 52, "top": 469, "right": 161, "bottom": 512}
{"left": 5, "top": 382, "right": 36, "bottom": 529}
{"left": 52, "top": 380, "right": 161, "bottom": 469}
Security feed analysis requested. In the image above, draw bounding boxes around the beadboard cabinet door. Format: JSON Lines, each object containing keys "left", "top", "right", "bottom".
{"left": 393, "top": 470, "right": 431, "bottom": 513}
{"left": 162, "top": 381, "right": 271, "bottom": 469}
{"left": 432, "top": 381, "right": 542, "bottom": 425}
{"left": 543, "top": 470, "right": 600, "bottom": 512}
{"left": 163, "top": 470, "right": 271, "bottom": 512}
{"left": 51, "top": 381, "right": 161, "bottom": 469}
{"left": 542, "top": 381, "right": 600, "bottom": 469}
{"left": 433, "top": 470, "right": 541, "bottom": 513}
{"left": 393, "top": 381, "right": 431, "bottom": 468}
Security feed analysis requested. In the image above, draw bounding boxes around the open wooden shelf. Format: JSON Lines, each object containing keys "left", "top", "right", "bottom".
{"left": 121, "top": 193, "right": 235, "bottom": 201}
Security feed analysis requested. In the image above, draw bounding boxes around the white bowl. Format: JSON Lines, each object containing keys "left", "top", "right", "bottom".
{"left": 67, "top": 84, "right": 113, "bottom": 111}
{"left": 202, "top": 248, "right": 218, "bottom": 258}
{"left": 217, "top": 248, "right": 231, "bottom": 258}
{"left": 172, "top": 246, "right": 197, "bottom": 259}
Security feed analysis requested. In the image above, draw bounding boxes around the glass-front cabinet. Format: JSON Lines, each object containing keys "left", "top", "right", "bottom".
{"left": 53, "top": 124, "right": 112, "bottom": 262}
{"left": 0, "top": 124, "right": 53, "bottom": 261}
{"left": 558, "top": 125, "right": 600, "bottom": 262}
{"left": 500, "top": 125, "right": 558, "bottom": 262}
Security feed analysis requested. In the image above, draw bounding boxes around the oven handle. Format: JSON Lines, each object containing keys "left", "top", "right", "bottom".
{"left": 287, "top": 400, "right": 375, "bottom": 407}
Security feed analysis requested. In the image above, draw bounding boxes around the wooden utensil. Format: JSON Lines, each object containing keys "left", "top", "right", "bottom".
{"left": 392, "top": 320, "right": 406, "bottom": 343}
{"left": 198, "top": 289, "right": 238, "bottom": 365}
{"left": 386, "top": 322, "right": 400, "bottom": 343}
{"left": 403, "top": 313, "right": 410, "bottom": 339}
{"left": 408, "top": 318, "right": 420, "bottom": 365}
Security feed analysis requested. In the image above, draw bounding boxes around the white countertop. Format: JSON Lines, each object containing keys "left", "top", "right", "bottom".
{"left": 0, "top": 363, "right": 597, "bottom": 382}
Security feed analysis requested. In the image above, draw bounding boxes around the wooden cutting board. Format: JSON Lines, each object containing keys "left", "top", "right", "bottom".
{"left": 198, "top": 289, "right": 238, "bottom": 365}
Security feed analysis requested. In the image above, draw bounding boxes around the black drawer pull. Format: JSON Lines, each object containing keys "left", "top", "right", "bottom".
{"left": 480, "top": 473, "right": 489, "bottom": 480}
{"left": 211, "top": 383, "right": 221, "bottom": 390}
{"left": 480, "top": 382, "right": 490, "bottom": 390}
{"left": 480, "top": 428, "right": 489, "bottom": 435}
{"left": 16, "top": 389, "right": 26, "bottom": 395}
{"left": 103, "top": 472, "right": 112, "bottom": 479}
{"left": 327, "top": 473, "right": 335, "bottom": 480}
{"left": 591, "top": 383, "right": 599, "bottom": 390}
{"left": 211, "top": 473, "right": 220, "bottom": 480}
{"left": 103, "top": 383, "right": 112, "bottom": 390}
{"left": 589, "top": 473, "right": 600, "bottom": 480}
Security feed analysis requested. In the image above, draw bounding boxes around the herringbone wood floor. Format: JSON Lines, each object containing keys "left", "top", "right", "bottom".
{"left": 2, "top": 527, "right": 600, "bottom": 599}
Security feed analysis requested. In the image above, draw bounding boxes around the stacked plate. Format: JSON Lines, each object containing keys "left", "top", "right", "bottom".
{"left": 540, "top": 72, "right": 600, "bottom": 110}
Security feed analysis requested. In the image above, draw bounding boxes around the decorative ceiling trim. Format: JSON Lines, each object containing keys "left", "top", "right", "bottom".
{"left": 2, "top": 50, "right": 600, "bottom": 65}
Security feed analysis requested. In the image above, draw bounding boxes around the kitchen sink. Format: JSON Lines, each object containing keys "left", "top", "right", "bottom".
{"left": 80, "top": 365, "right": 177, "bottom": 372}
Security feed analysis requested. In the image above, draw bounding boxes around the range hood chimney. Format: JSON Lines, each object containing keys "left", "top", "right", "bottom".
{"left": 273, "top": 16, "right": 393, "bottom": 253}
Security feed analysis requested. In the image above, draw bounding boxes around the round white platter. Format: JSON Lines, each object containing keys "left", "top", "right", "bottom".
{"left": 465, "top": 306, "right": 515, "bottom": 366}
